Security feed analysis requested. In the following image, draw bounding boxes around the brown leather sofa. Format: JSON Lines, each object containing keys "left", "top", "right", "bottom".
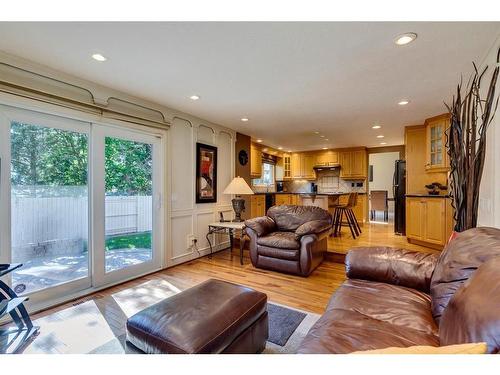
{"left": 298, "top": 227, "right": 500, "bottom": 353}
{"left": 244, "top": 205, "right": 332, "bottom": 276}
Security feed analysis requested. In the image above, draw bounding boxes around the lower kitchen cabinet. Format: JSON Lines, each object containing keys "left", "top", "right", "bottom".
{"left": 275, "top": 194, "right": 292, "bottom": 206}
{"left": 250, "top": 195, "right": 266, "bottom": 218}
{"left": 406, "top": 197, "right": 453, "bottom": 248}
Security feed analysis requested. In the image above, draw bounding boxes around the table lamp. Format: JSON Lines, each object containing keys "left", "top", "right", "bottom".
{"left": 223, "top": 176, "right": 254, "bottom": 222}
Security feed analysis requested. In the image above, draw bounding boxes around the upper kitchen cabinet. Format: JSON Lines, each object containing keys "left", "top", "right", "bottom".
{"left": 290, "top": 152, "right": 316, "bottom": 180}
{"left": 282, "top": 153, "right": 292, "bottom": 180}
{"left": 315, "top": 150, "right": 339, "bottom": 166}
{"left": 425, "top": 114, "right": 450, "bottom": 173}
{"left": 339, "top": 148, "right": 367, "bottom": 179}
{"left": 250, "top": 142, "right": 263, "bottom": 177}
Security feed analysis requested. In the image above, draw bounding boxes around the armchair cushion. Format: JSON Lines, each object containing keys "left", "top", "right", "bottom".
{"left": 345, "top": 247, "right": 439, "bottom": 293}
{"left": 295, "top": 220, "right": 331, "bottom": 238}
{"left": 244, "top": 216, "right": 276, "bottom": 237}
{"left": 257, "top": 231, "right": 300, "bottom": 250}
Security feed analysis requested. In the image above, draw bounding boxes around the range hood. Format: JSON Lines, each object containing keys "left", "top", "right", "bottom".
{"left": 313, "top": 164, "right": 340, "bottom": 171}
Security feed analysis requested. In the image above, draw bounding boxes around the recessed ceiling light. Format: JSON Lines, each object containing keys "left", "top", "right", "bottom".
{"left": 320, "top": 135, "right": 325, "bottom": 138}
{"left": 189, "top": 95, "right": 200, "bottom": 101}
{"left": 372, "top": 125, "right": 382, "bottom": 129}
{"left": 241, "top": 117, "right": 249, "bottom": 122}
{"left": 398, "top": 100, "right": 410, "bottom": 106}
{"left": 278, "top": 147, "right": 283, "bottom": 150}
{"left": 92, "top": 53, "right": 107, "bottom": 62}
{"left": 325, "top": 138, "right": 329, "bottom": 141}
{"left": 314, "top": 131, "right": 320, "bottom": 135}
{"left": 263, "top": 148, "right": 268, "bottom": 152}
{"left": 394, "top": 33, "right": 417, "bottom": 46}
{"left": 380, "top": 142, "right": 387, "bottom": 145}
{"left": 256, "top": 139, "right": 263, "bottom": 143}
{"left": 377, "top": 135, "right": 385, "bottom": 139}
{"left": 287, "top": 150, "right": 292, "bottom": 153}
{"left": 322, "top": 147, "right": 328, "bottom": 150}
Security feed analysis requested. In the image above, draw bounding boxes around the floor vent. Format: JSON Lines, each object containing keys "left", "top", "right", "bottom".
{"left": 72, "top": 295, "right": 103, "bottom": 306}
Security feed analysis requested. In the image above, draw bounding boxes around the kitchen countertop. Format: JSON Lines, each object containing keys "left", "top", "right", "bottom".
{"left": 406, "top": 193, "right": 450, "bottom": 198}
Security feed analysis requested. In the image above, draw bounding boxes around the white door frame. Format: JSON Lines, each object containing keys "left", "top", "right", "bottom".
{"left": 0, "top": 104, "right": 93, "bottom": 306}
{"left": 91, "top": 123, "right": 163, "bottom": 287}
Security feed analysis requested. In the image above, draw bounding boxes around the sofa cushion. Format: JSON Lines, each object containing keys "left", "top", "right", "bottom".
{"left": 298, "top": 309, "right": 439, "bottom": 354}
{"left": 327, "top": 279, "right": 438, "bottom": 336}
{"left": 257, "top": 231, "right": 300, "bottom": 249}
{"left": 267, "top": 205, "right": 331, "bottom": 232}
{"left": 298, "top": 279, "right": 439, "bottom": 354}
{"left": 430, "top": 227, "right": 500, "bottom": 324}
{"left": 439, "top": 257, "right": 500, "bottom": 353}
{"left": 257, "top": 245, "right": 299, "bottom": 261}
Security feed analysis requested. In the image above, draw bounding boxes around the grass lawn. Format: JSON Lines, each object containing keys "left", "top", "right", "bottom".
{"left": 105, "top": 231, "right": 151, "bottom": 251}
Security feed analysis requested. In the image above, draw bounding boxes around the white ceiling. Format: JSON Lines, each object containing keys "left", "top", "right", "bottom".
{"left": 0, "top": 22, "right": 499, "bottom": 150}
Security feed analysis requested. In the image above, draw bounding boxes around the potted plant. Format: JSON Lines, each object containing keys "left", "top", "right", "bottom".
{"left": 446, "top": 48, "right": 499, "bottom": 234}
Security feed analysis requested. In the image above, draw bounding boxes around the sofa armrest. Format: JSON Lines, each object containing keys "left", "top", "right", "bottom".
{"left": 295, "top": 220, "right": 331, "bottom": 238}
{"left": 244, "top": 216, "right": 276, "bottom": 237}
{"left": 345, "top": 247, "right": 439, "bottom": 293}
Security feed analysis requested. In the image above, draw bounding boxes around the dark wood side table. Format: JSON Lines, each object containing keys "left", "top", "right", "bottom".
{"left": 206, "top": 222, "right": 247, "bottom": 265}
{"left": 0, "top": 263, "right": 39, "bottom": 353}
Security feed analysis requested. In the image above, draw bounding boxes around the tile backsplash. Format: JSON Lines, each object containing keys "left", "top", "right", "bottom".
{"left": 281, "top": 169, "right": 366, "bottom": 194}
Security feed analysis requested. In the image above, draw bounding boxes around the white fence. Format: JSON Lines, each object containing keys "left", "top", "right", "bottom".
{"left": 11, "top": 186, "right": 152, "bottom": 248}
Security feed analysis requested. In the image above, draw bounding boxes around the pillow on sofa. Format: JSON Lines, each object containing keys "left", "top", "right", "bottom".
{"left": 351, "top": 342, "right": 487, "bottom": 354}
{"left": 429, "top": 227, "right": 500, "bottom": 324}
{"left": 439, "top": 257, "right": 500, "bottom": 354}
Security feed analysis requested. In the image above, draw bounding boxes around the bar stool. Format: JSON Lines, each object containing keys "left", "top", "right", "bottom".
{"left": 330, "top": 193, "right": 361, "bottom": 239}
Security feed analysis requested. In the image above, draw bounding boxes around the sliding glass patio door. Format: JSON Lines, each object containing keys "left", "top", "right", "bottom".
{"left": 92, "top": 124, "right": 162, "bottom": 286}
{"left": 0, "top": 105, "right": 163, "bottom": 306}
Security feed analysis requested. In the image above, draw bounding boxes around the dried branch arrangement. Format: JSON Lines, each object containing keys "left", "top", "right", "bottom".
{"left": 445, "top": 48, "right": 500, "bottom": 232}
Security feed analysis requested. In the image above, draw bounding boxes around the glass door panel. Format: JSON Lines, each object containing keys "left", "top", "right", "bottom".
{"left": 104, "top": 137, "right": 153, "bottom": 273}
{"left": 0, "top": 106, "right": 91, "bottom": 303}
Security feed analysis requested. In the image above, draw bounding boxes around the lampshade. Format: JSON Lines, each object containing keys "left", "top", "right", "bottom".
{"left": 223, "top": 176, "right": 254, "bottom": 195}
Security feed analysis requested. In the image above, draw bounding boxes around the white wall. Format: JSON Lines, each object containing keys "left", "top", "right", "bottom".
{"left": 368, "top": 152, "right": 400, "bottom": 213}
{"left": 478, "top": 37, "right": 500, "bottom": 229}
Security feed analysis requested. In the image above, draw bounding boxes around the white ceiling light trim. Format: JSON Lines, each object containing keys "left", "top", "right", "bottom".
{"left": 91, "top": 53, "right": 107, "bottom": 62}
{"left": 394, "top": 33, "right": 417, "bottom": 45}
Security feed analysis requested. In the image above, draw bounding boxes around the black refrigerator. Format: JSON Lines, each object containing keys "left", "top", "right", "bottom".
{"left": 393, "top": 160, "right": 406, "bottom": 235}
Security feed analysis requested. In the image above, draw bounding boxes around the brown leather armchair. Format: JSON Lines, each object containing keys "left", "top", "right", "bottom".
{"left": 298, "top": 227, "right": 500, "bottom": 354}
{"left": 244, "top": 205, "right": 332, "bottom": 277}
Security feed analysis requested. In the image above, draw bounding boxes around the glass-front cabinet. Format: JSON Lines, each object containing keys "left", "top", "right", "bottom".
{"left": 425, "top": 114, "right": 450, "bottom": 172}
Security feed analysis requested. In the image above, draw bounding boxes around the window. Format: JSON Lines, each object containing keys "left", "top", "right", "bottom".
{"left": 252, "top": 162, "right": 275, "bottom": 186}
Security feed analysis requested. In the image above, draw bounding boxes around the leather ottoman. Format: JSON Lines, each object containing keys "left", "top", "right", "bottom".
{"left": 126, "top": 279, "right": 269, "bottom": 354}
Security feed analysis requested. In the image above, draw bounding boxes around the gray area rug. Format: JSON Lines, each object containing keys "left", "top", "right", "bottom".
{"left": 267, "top": 303, "right": 306, "bottom": 346}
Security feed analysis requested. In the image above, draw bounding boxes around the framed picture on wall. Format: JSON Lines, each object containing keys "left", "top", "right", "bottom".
{"left": 196, "top": 142, "right": 218, "bottom": 203}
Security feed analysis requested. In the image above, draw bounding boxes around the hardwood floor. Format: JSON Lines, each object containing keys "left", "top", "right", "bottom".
{"left": 327, "top": 221, "right": 440, "bottom": 255}
{"left": 3, "top": 223, "right": 439, "bottom": 353}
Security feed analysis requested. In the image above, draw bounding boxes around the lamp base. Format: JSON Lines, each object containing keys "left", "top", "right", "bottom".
{"left": 231, "top": 197, "right": 246, "bottom": 222}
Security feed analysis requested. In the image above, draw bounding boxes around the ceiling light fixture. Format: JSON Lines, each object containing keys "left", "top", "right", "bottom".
{"left": 278, "top": 147, "right": 283, "bottom": 150}
{"left": 394, "top": 33, "right": 417, "bottom": 46}
{"left": 380, "top": 142, "right": 387, "bottom": 145}
{"left": 287, "top": 150, "right": 292, "bottom": 153}
{"left": 377, "top": 135, "right": 385, "bottom": 139}
{"left": 189, "top": 95, "right": 200, "bottom": 101}
{"left": 256, "top": 139, "right": 263, "bottom": 143}
{"left": 398, "top": 100, "right": 410, "bottom": 106}
{"left": 241, "top": 117, "right": 249, "bottom": 122}
{"left": 92, "top": 53, "right": 107, "bottom": 62}
{"left": 372, "top": 124, "right": 382, "bottom": 129}
{"left": 322, "top": 147, "right": 328, "bottom": 150}
{"left": 314, "top": 131, "right": 320, "bottom": 135}
{"left": 325, "top": 138, "right": 329, "bottom": 141}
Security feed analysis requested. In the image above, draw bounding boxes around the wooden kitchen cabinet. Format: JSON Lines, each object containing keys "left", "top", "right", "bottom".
{"left": 425, "top": 114, "right": 450, "bottom": 173}
{"left": 283, "top": 153, "right": 292, "bottom": 180}
{"left": 275, "top": 194, "right": 292, "bottom": 206}
{"left": 290, "top": 152, "right": 316, "bottom": 180}
{"left": 250, "top": 143, "right": 263, "bottom": 178}
{"left": 339, "top": 149, "right": 367, "bottom": 179}
{"left": 315, "top": 150, "right": 339, "bottom": 166}
{"left": 250, "top": 195, "right": 266, "bottom": 218}
{"left": 406, "top": 197, "right": 453, "bottom": 248}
